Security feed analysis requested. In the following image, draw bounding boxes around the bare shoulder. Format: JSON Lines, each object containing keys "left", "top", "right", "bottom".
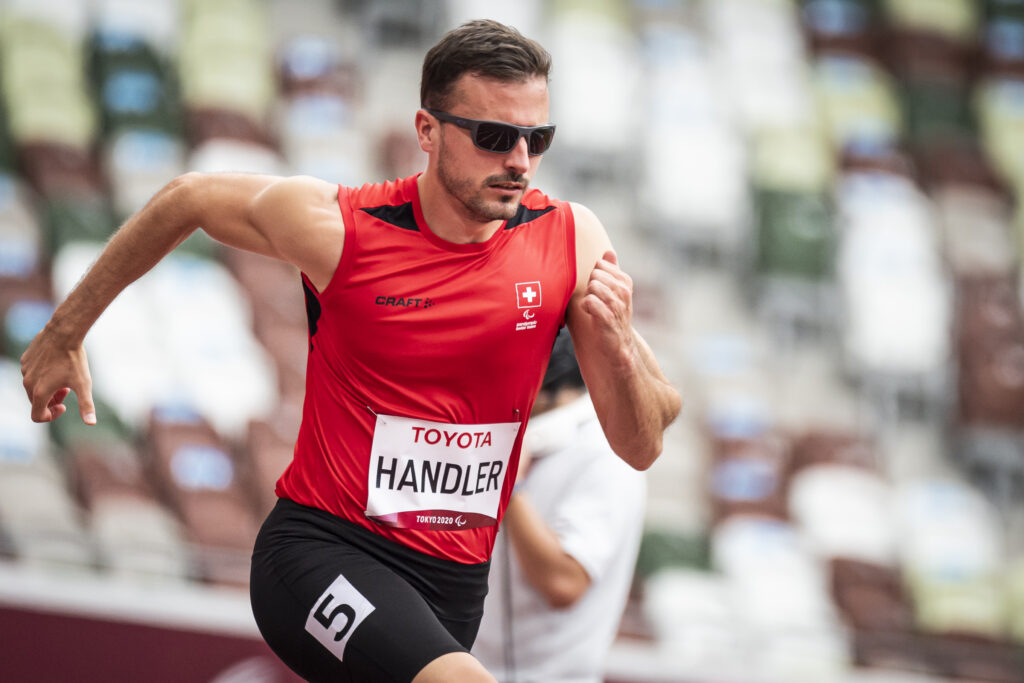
{"left": 253, "top": 175, "right": 345, "bottom": 290}
{"left": 254, "top": 175, "right": 339, "bottom": 218}
{"left": 569, "top": 202, "right": 613, "bottom": 295}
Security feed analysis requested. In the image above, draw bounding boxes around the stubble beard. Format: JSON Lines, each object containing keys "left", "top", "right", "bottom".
{"left": 437, "top": 145, "right": 527, "bottom": 223}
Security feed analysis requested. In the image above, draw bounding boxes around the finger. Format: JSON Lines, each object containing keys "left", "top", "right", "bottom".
{"left": 586, "top": 278, "right": 632, "bottom": 317}
{"left": 580, "top": 291, "right": 615, "bottom": 322}
{"left": 75, "top": 382, "right": 97, "bottom": 426}
{"left": 48, "top": 387, "right": 70, "bottom": 408}
{"left": 588, "top": 268, "right": 633, "bottom": 299}
{"left": 44, "top": 387, "right": 69, "bottom": 421}
{"left": 30, "top": 385, "right": 66, "bottom": 423}
{"left": 601, "top": 250, "right": 618, "bottom": 266}
{"left": 590, "top": 258, "right": 632, "bottom": 286}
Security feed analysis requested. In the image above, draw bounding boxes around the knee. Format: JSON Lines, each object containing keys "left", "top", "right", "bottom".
{"left": 412, "top": 652, "right": 496, "bottom": 683}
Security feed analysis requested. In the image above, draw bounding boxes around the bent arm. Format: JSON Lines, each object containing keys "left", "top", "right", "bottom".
{"left": 503, "top": 492, "right": 591, "bottom": 608}
{"left": 566, "top": 203, "right": 681, "bottom": 470}
{"left": 21, "top": 172, "right": 342, "bottom": 423}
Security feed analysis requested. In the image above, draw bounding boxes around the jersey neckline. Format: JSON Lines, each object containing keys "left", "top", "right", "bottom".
{"left": 410, "top": 173, "right": 510, "bottom": 254}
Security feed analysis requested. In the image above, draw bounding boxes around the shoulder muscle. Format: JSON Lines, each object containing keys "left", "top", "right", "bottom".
{"left": 251, "top": 175, "right": 344, "bottom": 291}
{"left": 570, "top": 202, "right": 613, "bottom": 297}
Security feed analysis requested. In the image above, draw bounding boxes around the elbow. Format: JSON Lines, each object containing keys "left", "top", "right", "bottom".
{"left": 528, "top": 558, "right": 591, "bottom": 608}
{"left": 627, "top": 389, "right": 683, "bottom": 471}
{"left": 167, "top": 171, "right": 203, "bottom": 195}
{"left": 540, "top": 575, "right": 589, "bottom": 609}
{"left": 162, "top": 172, "right": 205, "bottom": 224}
{"left": 611, "top": 435, "right": 663, "bottom": 471}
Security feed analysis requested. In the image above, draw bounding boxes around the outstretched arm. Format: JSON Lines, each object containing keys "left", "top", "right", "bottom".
{"left": 566, "top": 203, "right": 681, "bottom": 470}
{"left": 20, "top": 172, "right": 343, "bottom": 424}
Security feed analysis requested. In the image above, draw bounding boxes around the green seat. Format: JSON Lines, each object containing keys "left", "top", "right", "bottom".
{"left": 48, "top": 392, "right": 131, "bottom": 453}
{"left": 90, "top": 30, "right": 167, "bottom": 80}
{"left": 751, "top": 128, "right": 836, "bottom": 281}
{"left": 989, "top": 0, "right": 1024, "bottom": 22}
{"left": 756, "top": 190, "right": 835, "bottom": 281}
{"left": 90, "top": 31, "right": 181, "bottom": 137}
{"left": 97, "top": 67, "right": 181, "bottom": 136}
{"left": 900, "top": 76, "right": 975, "bottom": 147}
{"left": 634, "top": 527, "right": 711, "bottom": 581}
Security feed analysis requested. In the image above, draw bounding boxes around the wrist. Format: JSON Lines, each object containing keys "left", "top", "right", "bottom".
{"left": 44, "top": 317, "right": 82, "bottom": 347}
{"left": 45, "top": 303, "right": 92, "bottom": 346}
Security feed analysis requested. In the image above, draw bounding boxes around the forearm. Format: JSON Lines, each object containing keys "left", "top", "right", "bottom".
{"left": 46, "top": 175, "right": 200, "bottom": 343}
{"left": 504, "top": 493, "right": 590, "bottom": 608}
{"left": 46, "top": 172, "right": 280, "bottom": 344}
{"left": 583, "top": 329, "right": 681, "bottom": 470}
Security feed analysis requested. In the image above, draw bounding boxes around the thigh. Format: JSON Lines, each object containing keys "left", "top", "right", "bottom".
{"left": 250, "top": 522, "right": 471, "bottom": 682}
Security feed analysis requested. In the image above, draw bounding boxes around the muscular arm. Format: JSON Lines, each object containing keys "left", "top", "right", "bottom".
{"left": 20, "top": 172, "right": 343, "bottom": 423}
{"left": 566, "top": 203, "right": 681, "bottom": 470}
{"left": 503, "top": 492, "right": 591, "bottom": 609}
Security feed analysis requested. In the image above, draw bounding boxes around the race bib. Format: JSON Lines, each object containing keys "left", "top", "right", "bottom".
{"left": 365, "top": 414, "right": 520, "bottom": 531}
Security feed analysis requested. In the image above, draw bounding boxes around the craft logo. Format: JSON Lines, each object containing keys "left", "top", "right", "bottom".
{"left": 374, "top": 295, "right": 434, "bottom": 309}
{"left": 515, "top": 281, "right": 541, "bottom": 331}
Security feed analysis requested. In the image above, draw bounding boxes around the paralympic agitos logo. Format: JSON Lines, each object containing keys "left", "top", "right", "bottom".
{"left": 374, "top": 295, "right": 435, "bottom": 309}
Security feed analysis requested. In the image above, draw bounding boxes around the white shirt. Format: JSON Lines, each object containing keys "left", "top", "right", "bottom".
{"left": 472, "top": 395, "right": 647, "bottom": 683}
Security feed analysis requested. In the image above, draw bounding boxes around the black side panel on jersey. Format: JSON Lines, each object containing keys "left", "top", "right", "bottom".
{"left": 504, "top": 204, "right": 555, "bottom": 230}
{"left": 361, "top": 203, "right": 419, "bottom": 231}
{"left": 303, "top": 279, "right": 322, "bottom": 350}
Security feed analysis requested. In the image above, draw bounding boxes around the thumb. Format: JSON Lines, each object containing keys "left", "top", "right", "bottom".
{"left": 601, "top": 250, "right": 618, "bottom": 266}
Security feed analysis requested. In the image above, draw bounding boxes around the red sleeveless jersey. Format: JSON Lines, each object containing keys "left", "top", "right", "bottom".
{"left": 275, "top": 174, "right": 577, "bottom": 564}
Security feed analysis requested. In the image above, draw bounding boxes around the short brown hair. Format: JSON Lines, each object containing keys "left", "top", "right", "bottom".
{"left": 420, "top": 19, "right": 552, "bottom": 110}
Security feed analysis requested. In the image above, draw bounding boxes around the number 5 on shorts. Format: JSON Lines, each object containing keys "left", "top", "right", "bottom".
{"left": 305, "top": 574, "right": 376, "bottom": 660}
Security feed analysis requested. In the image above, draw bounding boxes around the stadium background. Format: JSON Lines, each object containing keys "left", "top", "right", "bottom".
{"left": 1, "top": 0, "right": 1024, "bottom": 680}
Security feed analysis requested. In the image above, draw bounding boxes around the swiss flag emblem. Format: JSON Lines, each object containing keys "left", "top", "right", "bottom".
{"left": 515, "top": 281, "right": 542, "bottom": 309}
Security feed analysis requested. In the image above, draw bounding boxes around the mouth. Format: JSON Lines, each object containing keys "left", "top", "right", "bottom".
{"left": 488, "top": 182, "right": 524, "bottom": 195}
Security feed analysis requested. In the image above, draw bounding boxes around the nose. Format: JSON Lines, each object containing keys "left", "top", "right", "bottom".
{"left": 503, "top": 136, "right": 530, "bottom": 175}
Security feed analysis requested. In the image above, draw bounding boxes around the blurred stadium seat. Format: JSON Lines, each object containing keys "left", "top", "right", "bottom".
{"left": 1, "top": 0, "right": 1024, "bottom": 682}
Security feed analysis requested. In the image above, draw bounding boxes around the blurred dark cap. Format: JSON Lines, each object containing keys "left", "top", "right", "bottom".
{"left": 541, "top": 328, "right": 584, "bottom": 393}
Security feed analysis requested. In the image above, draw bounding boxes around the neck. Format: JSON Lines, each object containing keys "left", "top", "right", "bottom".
{"left": 417, "top": 171, "right": 504, "bottom": 244}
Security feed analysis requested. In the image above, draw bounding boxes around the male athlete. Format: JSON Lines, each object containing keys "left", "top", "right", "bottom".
{"left": 20, "top": 20, "right": 680, "bottom": 683}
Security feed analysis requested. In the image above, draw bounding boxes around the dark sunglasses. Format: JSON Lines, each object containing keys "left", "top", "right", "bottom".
{"left": 426, "top": 109, "right": 556, "bottom": 156}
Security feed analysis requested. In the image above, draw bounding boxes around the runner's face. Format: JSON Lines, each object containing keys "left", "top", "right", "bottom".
{"left": 435, "top": 74, "right": 549, "bottom": 222}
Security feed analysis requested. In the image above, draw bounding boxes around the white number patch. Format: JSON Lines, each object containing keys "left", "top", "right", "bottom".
{"left": 304, "top": 574, "right": 376, "bottom": 661}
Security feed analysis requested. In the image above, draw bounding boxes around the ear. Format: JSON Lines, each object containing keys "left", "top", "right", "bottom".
{"left": 414, "top": 109, "right": 437, "bottom": 154}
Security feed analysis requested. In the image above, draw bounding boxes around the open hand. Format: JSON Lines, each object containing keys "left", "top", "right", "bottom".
{"left": 20, "top": 331, "right": 96, "bottom": 424}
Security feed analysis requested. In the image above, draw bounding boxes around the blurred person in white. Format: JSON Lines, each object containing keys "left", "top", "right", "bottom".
{"left": 19, "top": 18, "right": 679, "bottom": 683}
{"left": 473, "top": 329, "right": 646, "bottom": 683}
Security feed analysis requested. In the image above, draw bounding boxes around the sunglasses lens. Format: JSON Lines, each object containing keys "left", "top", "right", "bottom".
{"left": 528, "top": 127, "right": 555, "bottom": 155}
{"left": 475, "top": 122, "right": 518, "bottom": 153}
{"left": 470, "top": 120, "right": 555, "bottom": 155}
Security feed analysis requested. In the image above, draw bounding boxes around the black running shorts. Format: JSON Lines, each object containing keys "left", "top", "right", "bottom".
{"left": 250, "top": 498, "right": 490, "bottom": 683}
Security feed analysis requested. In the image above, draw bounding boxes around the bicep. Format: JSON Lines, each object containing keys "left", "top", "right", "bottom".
{"left": 569, "top": 202, "right": 613, "bottom": 300}
{"left": 186, "top": 173, "right": 283, "bottom": 257}
{"left": 564, "top": 201, "right": 612, "bottom": 359}
{"left": 248, "top": 176, "right": 344, "bottom": 290}
{"left": 181, "top": 173, "right": 344, "bottom": 292}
